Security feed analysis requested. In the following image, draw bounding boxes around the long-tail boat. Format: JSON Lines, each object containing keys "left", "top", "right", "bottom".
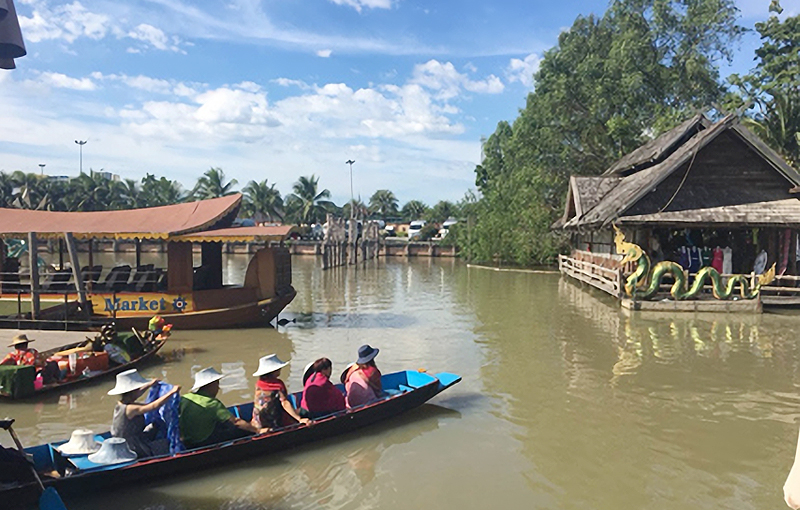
{"left": 2, "top": 370, "right": 461, "bottom": 508}
{"left": 0, "top": 327, "right": 167, "bottom": 399}
{"left": 0, "top": 195, "right": 295, "bottom": 330}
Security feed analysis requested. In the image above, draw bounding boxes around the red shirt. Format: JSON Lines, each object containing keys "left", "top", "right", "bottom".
{"left": 301, "top": 372, "right": 345, "bottom": 415}
{"left": 253, "top": 376, "right": 292, "bottom": 427}
{"left": 1, "top": 348, "right": 39, "bottom": 367}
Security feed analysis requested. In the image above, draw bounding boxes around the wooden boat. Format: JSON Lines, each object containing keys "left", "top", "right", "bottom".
{"left": 0, "top": 195, "right": 296, "bottom": 330}
{"left": 2, "top": 370, "right": 461, "bottom": 508}
{"left": 0, "top": 330, "right": 167, "bottom": 399}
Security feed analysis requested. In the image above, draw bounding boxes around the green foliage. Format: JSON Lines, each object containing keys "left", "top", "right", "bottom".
{"left": 368, "top": 189, "right": 399, "bottom": 219}
{"left": 461, "top": 0, "right": 744, "bottom": 266}
{"left": 400, "top": 200, "right": 428, "bottom": 221}
{"left": 416, "top": 224, "right": 438, "bottom": 241}
{"left": 242, "top": 179, "right": 283, "bottom": 222}
{"left": 285, "top": 175, "right": 335, "bottom": 225}
{"left": 426, "top": 201, "right": 459, "bottom": 223}
{"left": 191, "top": 167, "right": 238, "bottom": 200}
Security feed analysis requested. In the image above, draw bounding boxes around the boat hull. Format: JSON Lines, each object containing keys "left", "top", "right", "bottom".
{"left": 4, "top": 371, "right": 460, "bottom": 508}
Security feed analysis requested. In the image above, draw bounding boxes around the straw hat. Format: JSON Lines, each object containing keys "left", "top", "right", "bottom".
{"left": 56, "top": 429, "right": 102, "bottom": 456}
{"left": 107, "top": 369, "right": 150, "bottom": 396}
{"left": 191, "top": 367, "right": 226, "bottom": 392}
{"left": 8, "top": 334, "right": 34, "bottom": 347}
{"left": 356, "top": 344, "right": 379, "bottom": 365}
{"left": 87, "top": 437, "right": 137, "bottom": 465}
{"left": 252, "top": 354, "right": 289, "bottom": 378}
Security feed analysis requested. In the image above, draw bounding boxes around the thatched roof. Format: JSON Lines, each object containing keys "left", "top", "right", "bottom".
{"left": 560, "top": 113, "right": 800, "bottom": 230}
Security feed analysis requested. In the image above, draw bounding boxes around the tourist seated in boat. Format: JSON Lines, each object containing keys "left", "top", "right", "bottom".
{"left": 251, "top": 354, "right": 310, "bottom": 430}
{"left": 1, "top": 334, "right": 43, "bottom": 368}
{"left": 300, "top": 358, "right": 346, "bottom": 419}
{"left": 180, "top": 367, "right": 264, "bottom": 449}
{"left": 343, "top": 345, "right": 383, "bottom": 408}
{"left": 108, "top": 369, "right": 181, "bottom": 458}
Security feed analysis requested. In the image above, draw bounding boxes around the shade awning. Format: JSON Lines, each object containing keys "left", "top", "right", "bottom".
{"left": 616, "top": 199, "right": 800, "bottom": 228}
{"left": 170, "top": 225, "right": 295, "bottom": 243}
{"left": 0, "top": 195, "right": 242, "bottom": 240}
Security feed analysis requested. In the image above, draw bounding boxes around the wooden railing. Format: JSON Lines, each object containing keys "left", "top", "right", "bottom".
{"left": 558, "top": 252, "right": 623, "bottom": 298}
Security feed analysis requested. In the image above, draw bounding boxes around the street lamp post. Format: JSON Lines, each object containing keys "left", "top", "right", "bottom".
{"left": 345, "top": 159, "right": 355, "bottom": 218}
{"left": 38, "top": 164, "right": 45, "bottom": 175}
{"left": 75, "top": 140, "right": 87, "bottom": 174}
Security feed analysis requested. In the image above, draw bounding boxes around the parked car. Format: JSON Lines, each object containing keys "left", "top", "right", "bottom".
{"left": 384, "top": 225, "right": 396, "bottom": 237}
{"left": 408, "top": 220, "right": 426, "bottom": 240}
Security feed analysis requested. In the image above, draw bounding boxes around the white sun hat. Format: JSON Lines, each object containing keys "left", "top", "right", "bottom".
{"left": 107, "top": 369, "right": 150, "bottom": 396}
{"left": 190, "top": 367, "right": 226, "bottom": 392}
{"left": 56, "top": 429, "right": 102, "bottom": 456}
{"left": 252, "top": 354, "right": 289, "bottom": 378}
{"left": 87, "top": 437, "right": 137, "bottom": 465}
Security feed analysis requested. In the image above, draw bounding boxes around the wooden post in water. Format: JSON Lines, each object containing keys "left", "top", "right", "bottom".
{"left": 64, "top": 232, "right": 89, "bottom": 315}
{"left": 28, "top": 232, "right": 40, "bottom": 320}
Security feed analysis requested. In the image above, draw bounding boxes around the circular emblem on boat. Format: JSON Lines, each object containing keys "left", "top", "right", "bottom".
{"left": 172, "top": 297, "right": 187, "bottom": 312}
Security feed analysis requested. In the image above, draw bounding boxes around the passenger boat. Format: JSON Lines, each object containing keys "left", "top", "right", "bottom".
{"left": 0, "top": 195, "right": 295, "bottom": 330}
{"left": 2, "top": 370, "right": 461, "bottom": 508}
{"left": 0, "top": 328, "right": 167, "bottom": 399}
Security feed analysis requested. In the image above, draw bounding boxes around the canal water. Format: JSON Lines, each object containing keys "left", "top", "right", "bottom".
{"left": 2, "top": 255, "right": 800, "bottom": 509}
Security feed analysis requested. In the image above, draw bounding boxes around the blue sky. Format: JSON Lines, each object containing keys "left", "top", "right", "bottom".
{"left": 0, "top": 0, "right": 798, "bottom": 207}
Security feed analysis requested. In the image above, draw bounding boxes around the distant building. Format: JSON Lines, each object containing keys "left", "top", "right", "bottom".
{"left": 47, "top": 175, "right": 70, "bottom": 182}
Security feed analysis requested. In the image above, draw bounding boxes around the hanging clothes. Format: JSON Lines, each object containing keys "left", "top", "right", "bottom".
{"left": 689, "top": 246, "right": 702, "bottom": 273}
{"left": 712, "top": 247, "right": 723, "bottom": 273}
{"left": 722, "top": 247, "right": 733, "bottom": 274}
{"left": 754, "top": 250, "right": 768, "bottom": 275}
{"left": 779, "top": 229, "right": 791, "bottom": 275}
{"left": 701, "top": 247, "right": 712, "bottom": 267}
{"left": 677, "top": 246, "right": 690, "bottom": 269}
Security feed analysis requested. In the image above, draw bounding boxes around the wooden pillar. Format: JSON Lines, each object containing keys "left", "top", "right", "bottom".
{"left": 64, "top": 233, "right": 88, "bottom": 311}
{"left": 58, "top": 238, "right": 64, "bottom": 270}
{"left": 135, "top": 238, "right": 142, "bottom": 269}
{"left": 201, "top": 242, "right": 223, "bottom": 289}
{"left": 28, "top": 232, "right": 40, "bottom": 320}
{"left": 0, "top": 238, "right": 4, "bottom": 287}
{"left": 167, "top": 242, "right": 193, "bottom": 293}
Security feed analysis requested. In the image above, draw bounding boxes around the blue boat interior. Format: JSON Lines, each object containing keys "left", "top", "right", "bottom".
{"left": 24, "top": 370, "right": 456, "bottom": 476}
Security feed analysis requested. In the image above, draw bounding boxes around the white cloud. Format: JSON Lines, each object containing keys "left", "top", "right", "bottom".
{"left": 19, "top": 1, "right": 109, "bottom": 43}
{"left": 506, "top": 53, "right": 540, "bottom": 88}
{"left": 38, "top": 71, "right": 96, "bottom": 90}
{"left": 411, "top": 59, "right": 504, "bottom": 100}
{"left": 316, "top": 49, "right": 332, "bottom": 58}
{"left": 272, "top": 78, "right": 311, "bottom": 89}
{"left": 127, "top": 23, "right": 183, "bottom": 53}
{"left": 328, "top": 0, "right": 393, "bottom": 12}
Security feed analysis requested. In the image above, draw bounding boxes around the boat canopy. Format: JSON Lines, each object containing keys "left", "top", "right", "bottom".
{"left": 171, "top": 225, "right": 294, "bottom": 243}
{"left": 0, "top": 195, "right": 247, "bottom": 240}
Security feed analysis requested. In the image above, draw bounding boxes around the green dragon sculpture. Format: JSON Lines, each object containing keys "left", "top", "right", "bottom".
{"left": 613, "top": 226, "right": 775, "bottom": 300}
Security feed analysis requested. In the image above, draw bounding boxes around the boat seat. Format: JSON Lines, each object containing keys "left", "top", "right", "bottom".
{"left": 397, "top": 385, "right": 413, "bottom": 393}
{"left": 67, "top": 455, "right": 136, "bottom": 472}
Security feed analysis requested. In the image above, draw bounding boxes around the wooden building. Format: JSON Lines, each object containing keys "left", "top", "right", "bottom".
{"left": 555, "top": 113, "right": 800, "bottom": 310}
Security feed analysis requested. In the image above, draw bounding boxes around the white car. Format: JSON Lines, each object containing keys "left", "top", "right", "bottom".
{"left": 408, "top": 220, "right": 426, "bottom": 239}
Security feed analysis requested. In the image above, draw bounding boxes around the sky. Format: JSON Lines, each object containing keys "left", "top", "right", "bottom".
{"left": 0, "top": 0, "right": 798, "bottom": 207}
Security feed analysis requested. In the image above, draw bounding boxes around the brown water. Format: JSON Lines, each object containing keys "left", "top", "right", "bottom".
{"left": 2, "top": 255, "right": 800, "bottom": 509}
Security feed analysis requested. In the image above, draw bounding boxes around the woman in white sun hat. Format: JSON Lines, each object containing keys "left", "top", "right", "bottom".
{"left": 108, "top": 368, "right": 180, "bottom": 458}
{"left": 251, "top": 354, "right": 310, "bottom": 430}
{"left": 179, "top": 366, "right": 265, "bottom": 449}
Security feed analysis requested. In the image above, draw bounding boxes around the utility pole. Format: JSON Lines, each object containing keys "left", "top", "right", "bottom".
{"left": 345, "top": 159, "right": 355, "bottom": 218}
{"left": 75, "top": 140, "right": 87, "bottom": 174}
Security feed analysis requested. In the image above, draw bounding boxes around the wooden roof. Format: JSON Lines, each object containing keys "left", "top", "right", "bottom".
{"left": 616, "top": 199, "right": 800, "bottom": 227}
{"left": 602, "top": 114, "right": 710, "bottom": 177}
{"left": 560, "top": 114, "right": 800, "bottom": 230}
{"left": 0, "top": 195, "right": 242, "bottom": 240}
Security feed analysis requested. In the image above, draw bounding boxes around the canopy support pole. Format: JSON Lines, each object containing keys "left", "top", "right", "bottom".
{"left": 87, "top": 239, "right": 94, "bottom": 292}
{"left": 64, "top": 233, "right": 89, "bottom": 314}
{"left": 58, "top": 238, "right": 64, "bottom": 270}
{"left": 135, "top": 239, "right": 141, "bottom": 269}
{"left": 28, "top": 232, "right": 40, "bottom": 320}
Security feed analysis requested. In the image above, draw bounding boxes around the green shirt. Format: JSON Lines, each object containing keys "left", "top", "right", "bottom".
{"left": 179, "top": 393, "right": 234, "bottom": 446}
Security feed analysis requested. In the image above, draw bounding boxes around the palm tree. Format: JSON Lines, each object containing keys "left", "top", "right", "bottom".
{"left": 141, "top": 174, "right": 186, "bottom": 207}
{"left": 242, "top": 179, "right": 284, "bottom": 222}
{"left": 368, "top": 189, "right": 399, "bottom": 219}
{"left": 0, "top": 172, "right": 14, "bottom": 207}
{"left": 401, "top": 200, "right": 428, "bottom": 221}
{"left": 743, "top": 91, "right": 800, "bottom": 167}
{"left": 427, "top": 200, "right": 459, "bottom": 223}
{"left": 191, "top": 167, "right": 238, "bottom": 200}
{"left": 285, "top": 175, "right": 335, "bottom": 225}
{"left": 10, "top": 171, "right": 50, "bottom": 210}
{"left": 342, "top": 198, "right": 368, "bottom": 220}
{"left": 119, "top": 179, "right": 143, "bottom": 209}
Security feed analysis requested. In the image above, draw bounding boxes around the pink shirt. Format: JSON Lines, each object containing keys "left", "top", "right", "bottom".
{"left": 301, "top": 372, "right": 345, "bottom": 415}
{"left": 345, "top": 369, "right": 378, "bottom": 408}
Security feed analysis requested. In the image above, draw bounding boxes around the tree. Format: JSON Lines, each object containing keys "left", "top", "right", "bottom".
{"left": 242, "top": 179, "right": 283, "bottom": 222}
{"left": 342, "top": 198, "right": 368, "bottom": 220}
{"left": 191, "top": 167, "right": 238, "bottom": 200}
{"left": 285, "top": 175, "right": 335, "bottom": 225}
{"left": 401, "top": 200, "right": 428, "bottom": 221}
{"left": 140, "top": 174, "right": 186, "bottom": 207}
{"left": 462, "top": 0, "right": 744, "bottom": 266}
{"left": 729, "top": 10, "right": 800, "bottom": 166}
{"left": 368, "top": 190, "right": 399, "bottom": 219}
{"left": 426, "top": 201, "right": 458, "bottom": 223}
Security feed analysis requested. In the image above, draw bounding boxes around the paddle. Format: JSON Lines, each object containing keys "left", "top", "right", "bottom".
{"left": 0, "top": 418, "right": 68, "bottom": 510}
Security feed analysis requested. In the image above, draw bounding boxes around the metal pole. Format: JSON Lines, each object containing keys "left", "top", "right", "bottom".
{"left": 75, "top": 140, "right": 87, "bottom": 174}
{"left": 346, "top": 160, "right": 355, "bottom": 218}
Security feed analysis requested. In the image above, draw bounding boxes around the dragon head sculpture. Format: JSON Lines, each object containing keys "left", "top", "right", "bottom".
{"left": 613, "top": 225, "right": 644, "bottom": 266}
